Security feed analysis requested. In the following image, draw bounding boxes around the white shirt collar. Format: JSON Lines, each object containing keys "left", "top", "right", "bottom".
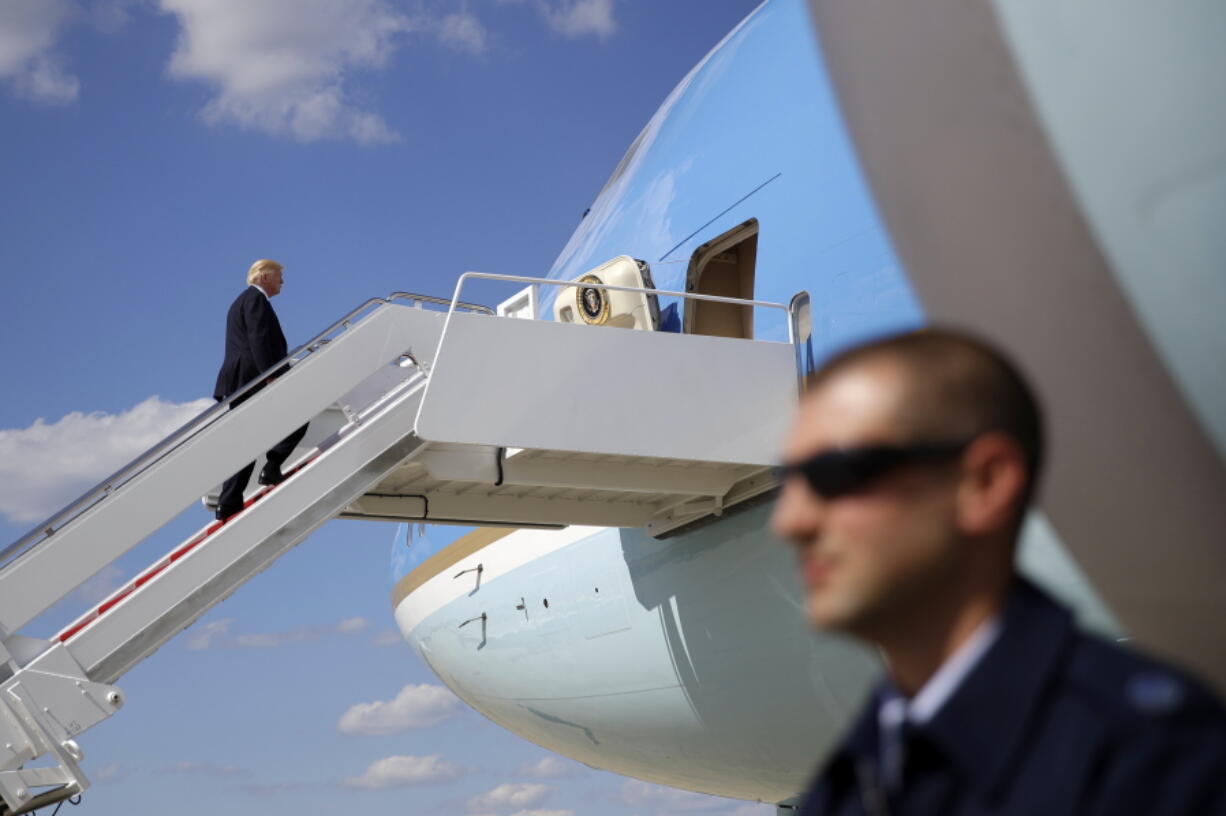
{"left": 250, "top": 283, "right": 271, "bottom": 299}
{"left": 880, "top": 615, "right": 1002, "bottom": 727}
{"left": 874, "top": 616, "right": 1001, "bottom": 791}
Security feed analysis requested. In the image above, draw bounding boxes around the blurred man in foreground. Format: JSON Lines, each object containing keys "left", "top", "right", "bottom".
{"left": 772, "top": 329, "right": 1226, "bottom": 815}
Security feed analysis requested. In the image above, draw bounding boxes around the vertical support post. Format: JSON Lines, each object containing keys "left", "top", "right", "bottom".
{"left": 496, "top": 285, "right": 540, "bottom": 320}
{"left": 788, "top": 291, "right": 814, "bottom": 395}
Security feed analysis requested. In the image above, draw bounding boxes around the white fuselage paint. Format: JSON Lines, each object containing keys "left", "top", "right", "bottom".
{"left": 394, "top": 507, "right": 882, "bottom": 803}
{"left": 395, "top": 525, "right": 601, "bottom": 635}
{"left": 391, "top": 508, "right": 1115, "bottom": 803}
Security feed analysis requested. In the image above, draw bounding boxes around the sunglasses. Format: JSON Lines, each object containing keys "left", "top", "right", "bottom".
{"left": 774, "top": 439, "right": 973, "bottom": 499}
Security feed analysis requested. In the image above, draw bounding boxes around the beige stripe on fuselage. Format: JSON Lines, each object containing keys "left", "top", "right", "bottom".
{"left": 390, "top": 527, "right": 516, "bottom": 609}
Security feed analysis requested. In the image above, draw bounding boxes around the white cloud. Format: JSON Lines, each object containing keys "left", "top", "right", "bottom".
{"left": 159, "top": 760, "right": 250, "bottom": 779}
{"left": 337, "top": 683, "right": 460, "bottom": 735}
{"left": 372, "top": 628, "right": 404, "bottom": 647}
{"left": 516, "top": 756, "right": 582, "bottom": 779}
{"left": 537, "top": 0, "right": 616, "bottom": 40}
{"left": 0, "top": 396, "right": 213, "bottom": 525}
{"left": 508, "top": 811, "right": 574, "bottom": 816}
{"left": 240, "top": 782, "right": 296, "bottom": 798}
{"left": 183, "top": 618, "right": 234, "bottom": 651}
{"left": 15, "top": 54, "right": 80, "bottom": 103}
{"left": 76, "top": 565, "right": 126, "bottom": 605}
{"left": 437, "top": 11, "right": 488, "bottom": 55}
{"left": 92, "top": 763, "right": 127, "bottom": 784}
{"left": 619, "top": 780, "right": 737, "bottom": 812}
{"left": 0, "top": 0, "right": 80, "bottom": 103}
{"left": 469, "top": 783, "right": 553, "bottom": 812}
{"left": 159, "top": 0, "right": 414, "bottom": 144}
{"left": 184, "top": 616, "right": 371, "bottom": 651}
{"left": 230, "top": 616, "right": 369, "bottom": 646}
{"left": 343, "top": 755, "right": 461, "bottom": 789}
{"left": 91, "top": 0, "right": 140, "bottom": 33}
{"left": 334, "top": 616, "right": 369, "bottom": 635}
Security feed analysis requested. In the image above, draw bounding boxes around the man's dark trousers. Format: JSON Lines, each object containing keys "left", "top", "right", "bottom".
{"left": 216, "top": 416, "right": 308, "bottom": 514}
{"left": 214, "top": 286, "right": 308, "bottom": 516}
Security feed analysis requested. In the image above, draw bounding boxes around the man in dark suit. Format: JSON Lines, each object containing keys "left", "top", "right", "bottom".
{"left": 213, "top": 259, "right": 308, "bottom": 521}
{"left": 771, "top": 329, "right": 1226, "bottom": 815}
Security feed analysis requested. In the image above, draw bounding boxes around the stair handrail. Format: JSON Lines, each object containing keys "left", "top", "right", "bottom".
{"left": 443, "top": 270, "right": 813, "bottom": 395}
{"left": 448, "top": 271, "right": 793, "bottom": 326}
{"left": 389, "top": 292, "right": 491, "bottom": 313}
{"left": 0, "top": 291, "right": 491, "bottom": 571}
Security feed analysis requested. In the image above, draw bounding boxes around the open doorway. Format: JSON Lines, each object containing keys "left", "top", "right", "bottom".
{"left": 683, "top": 219, "right": 758, "bottom": 339}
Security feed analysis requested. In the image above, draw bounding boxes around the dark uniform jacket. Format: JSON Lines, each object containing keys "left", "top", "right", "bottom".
{"left": 213, "top": 285, "right": 289, "bottom": 402}
{"left": 800, "top": 579, "right": 1226, "bottom": 816}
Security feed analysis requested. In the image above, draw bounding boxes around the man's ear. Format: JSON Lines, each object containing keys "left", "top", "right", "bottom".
{"left": 955, "top": 433, "right": 1027, "bottom": 537}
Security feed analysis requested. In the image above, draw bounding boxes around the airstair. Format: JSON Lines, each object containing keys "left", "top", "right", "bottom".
{"left": 0, "top": 273, "right": 810, "bottom": 814}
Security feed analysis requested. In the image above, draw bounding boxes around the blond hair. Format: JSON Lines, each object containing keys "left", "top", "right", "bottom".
{"left": 247, "top": 259, "right": 283, "bottom": 286}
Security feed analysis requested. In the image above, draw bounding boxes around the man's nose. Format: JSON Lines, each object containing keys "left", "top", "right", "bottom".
{"left": 770, "top": 478, "right": 825, "bottom": 543}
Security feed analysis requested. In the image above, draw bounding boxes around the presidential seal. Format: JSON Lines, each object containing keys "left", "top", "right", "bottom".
{"left": 576, "top": 274, "right": 610, "bottom": 325}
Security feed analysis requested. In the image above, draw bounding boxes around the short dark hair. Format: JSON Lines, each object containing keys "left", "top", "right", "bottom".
{"left": 809, "top": 327, "right": 1045, "bottom": 509}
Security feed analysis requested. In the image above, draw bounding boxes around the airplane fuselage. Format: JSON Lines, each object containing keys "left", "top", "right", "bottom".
{"left": 387, "top": 0, "right": 1116, "bottom": 803}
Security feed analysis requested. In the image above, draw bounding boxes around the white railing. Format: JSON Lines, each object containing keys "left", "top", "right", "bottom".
{"left": 442, "top": 271, "right": 813, "bottom": 388}
{"left": 0, "top": 292, "right": 489, "bottom": 573}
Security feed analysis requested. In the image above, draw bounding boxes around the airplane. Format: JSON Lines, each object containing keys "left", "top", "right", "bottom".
{"left": 1, "top": 0, "right": 1222, "bottom": 814}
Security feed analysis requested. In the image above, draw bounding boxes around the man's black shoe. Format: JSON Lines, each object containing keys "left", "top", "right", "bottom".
{"left": 258, "top": 465, "right": 286, "bottom": 486}
{"left": 215, "top": 506, "right": 241, "bottom": 522}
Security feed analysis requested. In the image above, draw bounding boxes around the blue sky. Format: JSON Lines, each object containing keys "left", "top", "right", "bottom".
{"left": 0, "top": 1, "right": 778, "bottom": 814}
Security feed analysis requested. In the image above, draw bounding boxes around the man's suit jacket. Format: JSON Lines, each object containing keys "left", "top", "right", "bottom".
{"left": 800, "top": 578, "right": 1226, "bottom": 816}
{"left": 213, "top": 286, "right": 289, "bottom": 402}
